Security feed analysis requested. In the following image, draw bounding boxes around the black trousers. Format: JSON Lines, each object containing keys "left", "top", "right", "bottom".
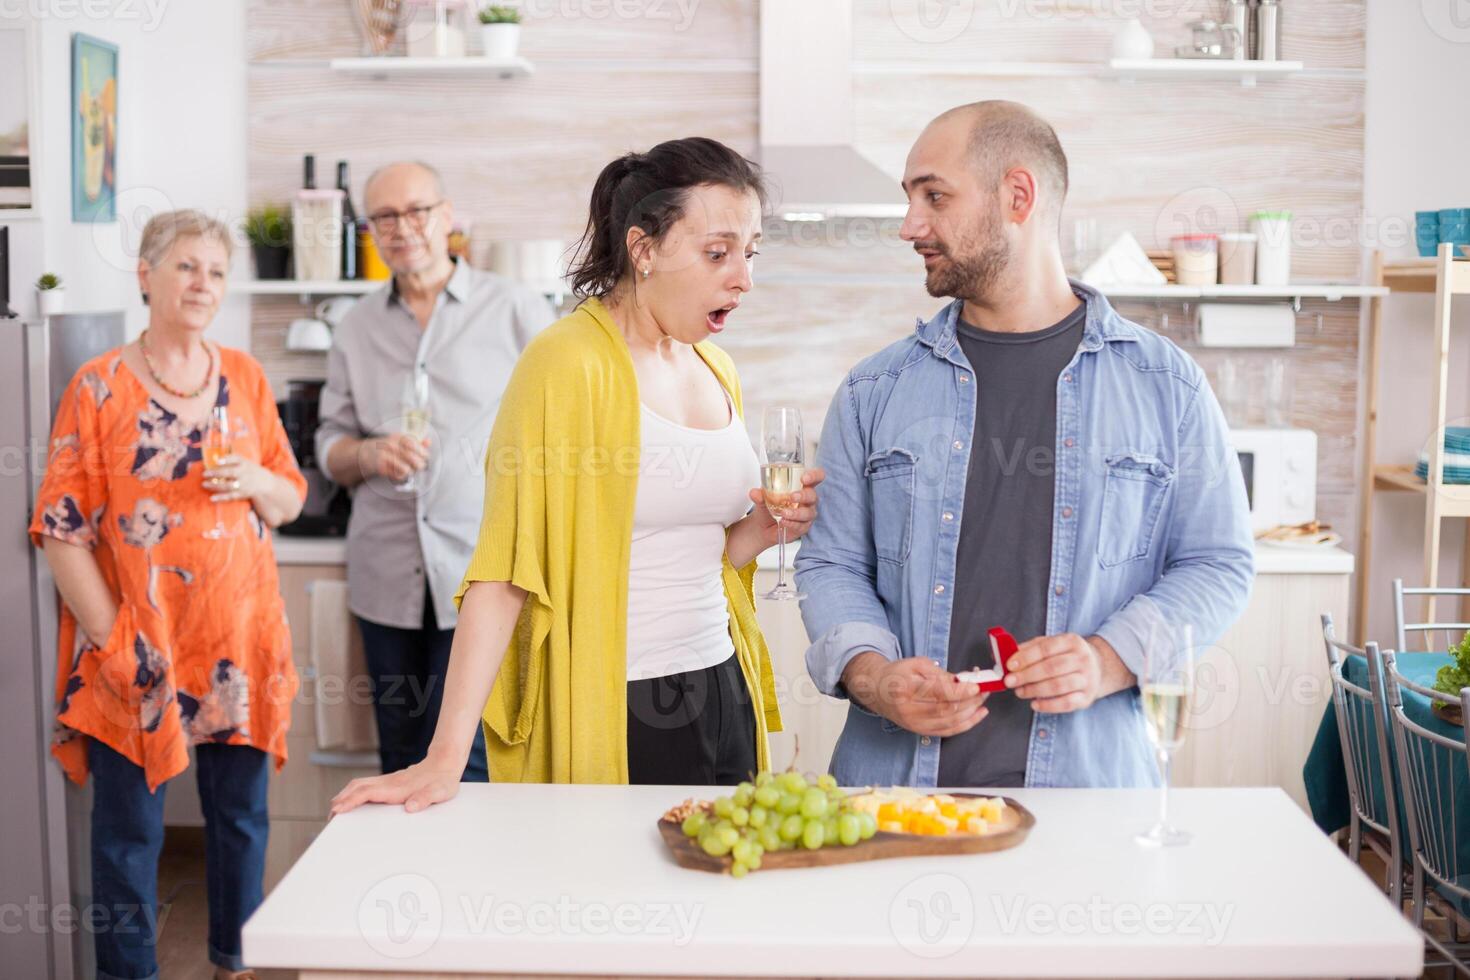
{"left": 626, "top": 653, "right": 757, "bottom": 785}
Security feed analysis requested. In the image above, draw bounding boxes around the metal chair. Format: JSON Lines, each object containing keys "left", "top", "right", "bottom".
{"left": 1321, "top": 613, "right": 1404, "bottom": 909}
{"left": 1394, "top": 578, "right": 1470, "bottom": 654}
{"left": 1382, "top": 649, "right": 1470, "bottom": 977}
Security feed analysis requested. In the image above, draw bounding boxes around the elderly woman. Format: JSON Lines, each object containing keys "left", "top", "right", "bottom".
{"left": 30, "top": 210, "right": 306, "bottom": 980}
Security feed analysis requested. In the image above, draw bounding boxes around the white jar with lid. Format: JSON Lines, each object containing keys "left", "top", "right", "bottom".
{"left": 404, "top": 0, "right": 467, "bottom": 58}
{"left": 1250, "top": 210, "right": 1292, "bottom": 286}
{"left": 1171, "top": 234, "right": 1219, "bottom": 285}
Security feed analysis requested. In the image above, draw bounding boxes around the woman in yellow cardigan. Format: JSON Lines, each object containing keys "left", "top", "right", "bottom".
{"left": 332, "top": 137, "right": 823, "bottom": 808}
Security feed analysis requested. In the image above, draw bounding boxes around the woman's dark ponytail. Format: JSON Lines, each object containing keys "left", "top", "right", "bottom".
{"left": 567, "top": 137, "right": 767, "bottom": 299}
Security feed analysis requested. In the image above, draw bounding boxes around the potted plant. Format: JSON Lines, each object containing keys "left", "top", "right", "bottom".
{"left": 245, "top": 204, "right": 293, "bottom": 281}
{"left": 478, "top": 4, "right": 521, "bottom": 59}
{"left": 36, "top": 273, "right": 65, "bottom": 317}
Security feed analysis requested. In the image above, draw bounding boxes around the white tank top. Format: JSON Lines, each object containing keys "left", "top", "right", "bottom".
{"left": 626, "top": 392, "right": 760, "bottom": 681}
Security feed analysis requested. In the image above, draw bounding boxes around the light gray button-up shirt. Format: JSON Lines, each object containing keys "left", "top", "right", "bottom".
{"left": 316, "top": 259, "right": 555, "bottom": 630}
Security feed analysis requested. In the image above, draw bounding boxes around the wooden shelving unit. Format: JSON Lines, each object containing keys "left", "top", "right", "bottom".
{"left": 1355, "top": 243, "right": 1470, "bottom": 641}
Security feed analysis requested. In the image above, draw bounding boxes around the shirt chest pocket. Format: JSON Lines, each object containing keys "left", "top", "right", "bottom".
{"left": 1098, "top": 452, "right": 1174, "bottom": 568}
{"left": 865, "top": 448, "right": 917, "bottom": 565}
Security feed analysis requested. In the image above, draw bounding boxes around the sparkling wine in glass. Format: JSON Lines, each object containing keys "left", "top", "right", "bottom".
{"left": 202, "top": 405, "right": 236, "bottom": 540}
{"left": 395, "top": 370, "right": 431, "bottom": 493}
{"left": 760, "top": 406, "right": 806, "bottom": 601}
{"left": 1136, "top": 602, "right": 1195, "bottom": 847}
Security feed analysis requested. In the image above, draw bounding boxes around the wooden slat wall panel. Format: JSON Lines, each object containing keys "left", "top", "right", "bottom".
{"left": 248, "top": 0, "right": 755, "bottom": 62}
{"left": 248, "top": 0, "right": 1365, "bottom": 540}
{"left": 854, "top": 0, "right": 1365, "bottom": 69}
{"left": 854, "top": 74, "right": 1364, "bottom": 279}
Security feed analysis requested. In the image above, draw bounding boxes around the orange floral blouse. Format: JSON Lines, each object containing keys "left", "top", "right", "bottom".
{"left": 30, "top": 347, "right": 307, "bottom": 791}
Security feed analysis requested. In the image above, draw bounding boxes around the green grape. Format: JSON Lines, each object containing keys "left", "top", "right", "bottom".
{"left": 837, "top": 813, "right": 861, "bottom": 846}
{"left": 779, "top": 771, "right": 807, "bottom": 794}
{"left": 759, "top": 824, "right": 782, "bottom": 852}
{"left": 731, "top": 861, "right": 748, "bottom": 878}
{"left": 713, "top": 818, "right": 734, "bottom": 837}
{"left": 748, "top": 805, "right": 768, "bottom": 829}
{"left": 778, "top": 814, "right": 804, "bottom": 842}
{"left": 681, "top": 812, "right": 707, "bottom": 837}
{"left": 746, "top": 851, "right": 762, "bottom": 870}
{"left": 857, "top": 812, "right": 878, "bottom": 839}
{"left": 717, "top": 825, "right": 739, "bottom": 848}
{"left": 733, "top": 785, "right": 754, "bottom": 807}
{"left": 776, "top": 792, "right": 801, "bottom": 815}
{"left": 800, "top": 788, "right": 829, "bottom": 820}
{"left": 817, "top": 773, "right": 838, "bottom": 790}
{"left": 755, "top": 771, "right": 774, "bottom": 788}
{"left": 732, "top": 839, "right": 755, "bottom": 865}
{"left": 701, "top": 833, "right": 732, "bottom": 857}
{"left": 731, "top": 806, "right": 750, "bottom": 827}
{"left": 824, "top": 817, "right": 839, "bottom": 843}
{"left": 801, "top": 819, "right": 825, "bottom": 850}
{"left": 713, "top": 797, "right": 734, "bottom": 818}
{"left": 753, "top": 785, "right": 781, "bottom": 809}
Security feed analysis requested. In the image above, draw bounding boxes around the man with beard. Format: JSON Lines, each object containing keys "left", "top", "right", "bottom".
{"left": 794, "top": 102, "right": 1253, "bottom": 788}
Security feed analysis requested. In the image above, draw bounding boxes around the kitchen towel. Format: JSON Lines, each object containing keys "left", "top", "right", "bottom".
{"left": 308, "top": 579, "right": 379, "bottom": 753}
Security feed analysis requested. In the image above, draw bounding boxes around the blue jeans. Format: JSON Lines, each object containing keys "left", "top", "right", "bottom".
{"left": 88, "top": 738, "right": 269, "bottom": 980}
{"left": 356, "top": 593, "right": 488, "bottom": 781}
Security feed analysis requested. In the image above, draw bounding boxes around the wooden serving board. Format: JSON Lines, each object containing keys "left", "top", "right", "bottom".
{"left": 658, "top": 795, "right": 1035, "bottom": 873}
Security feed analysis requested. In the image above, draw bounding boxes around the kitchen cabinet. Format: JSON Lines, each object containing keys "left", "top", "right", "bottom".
{"left": 266, "top": 560, "right": 379, "bottom": 891}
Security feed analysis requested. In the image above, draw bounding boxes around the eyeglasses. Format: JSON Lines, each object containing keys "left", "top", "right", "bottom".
{"left": 366, "top": 201, "right": 443, "bottom": 234}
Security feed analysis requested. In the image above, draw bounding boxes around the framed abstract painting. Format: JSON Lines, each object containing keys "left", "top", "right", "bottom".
{"left": 0, "top": 24, "right": 40, "bottom": 217}
{"left": 71, "top": 33, "right": 117, "bottom": 223}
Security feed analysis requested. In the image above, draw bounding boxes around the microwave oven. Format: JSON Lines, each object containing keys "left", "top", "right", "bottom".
{"left": 1227, "top": 428, "right": 1317, "bottom": 534}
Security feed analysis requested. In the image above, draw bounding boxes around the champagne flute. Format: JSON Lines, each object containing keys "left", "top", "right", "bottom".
{"left": 395, "top": 369, "right": 431, "bottom": 493}
{"left": 201, "top": 404, "right": 236, "bottom": 540}
{"left": 1135, "top": 602, "right": 1195, "bottom": 847}
{"left": 760, "top": 406, "right": 806, "bottom": 601}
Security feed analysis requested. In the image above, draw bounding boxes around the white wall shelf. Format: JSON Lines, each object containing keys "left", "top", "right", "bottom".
{"left": 1106, "top": 58, "right": 1305, "bottom": 86}
{"left": 327, "top": 56, "right": 533, "bottom": 79}
{"left": 233, "top": 278, "right": 569, "bottom": 301}
{"left": 232, "top": 279, "right": 381, "bottom": 296}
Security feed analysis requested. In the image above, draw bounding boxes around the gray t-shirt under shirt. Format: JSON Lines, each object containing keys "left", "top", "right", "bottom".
{"left": 937, "top": 299, "right": 1086, "bottom": 789}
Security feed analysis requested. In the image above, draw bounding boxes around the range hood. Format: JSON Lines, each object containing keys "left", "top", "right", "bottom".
{"left": 757, "top": 0, "right": 907, "bottom": 220}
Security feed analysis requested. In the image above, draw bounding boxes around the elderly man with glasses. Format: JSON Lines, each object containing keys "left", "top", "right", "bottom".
{"left": 316, "top": 160, "right": 556, "bottom": 781}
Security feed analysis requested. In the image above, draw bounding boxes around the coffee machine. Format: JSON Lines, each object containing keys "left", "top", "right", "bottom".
{"left": 277, "top": 378, "right": 351, "bottom": 536}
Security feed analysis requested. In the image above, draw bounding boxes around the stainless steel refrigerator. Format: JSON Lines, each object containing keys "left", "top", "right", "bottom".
{"left": 2, "top": 312, "right": 126, "bottom": 980}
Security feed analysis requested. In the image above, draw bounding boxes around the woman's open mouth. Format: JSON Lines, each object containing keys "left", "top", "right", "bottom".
{"left": 706, "top": 303, "right": 736, "bottom": 333}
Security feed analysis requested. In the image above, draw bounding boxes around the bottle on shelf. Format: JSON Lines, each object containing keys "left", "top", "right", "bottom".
{"left": 337, "top": 160, "right": 360, "bottom": 280}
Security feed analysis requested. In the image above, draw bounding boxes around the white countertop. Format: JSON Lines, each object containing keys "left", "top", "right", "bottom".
{"left": 242, "top": 784, "right": 1420, "bottom": 978}
{"left": 275, "top": 536, "right": 1354, "bottom": 576}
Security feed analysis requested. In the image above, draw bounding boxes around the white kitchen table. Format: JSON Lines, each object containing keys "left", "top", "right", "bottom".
{"left": 242, "top": 784, "right": 1422, "bottom": 978}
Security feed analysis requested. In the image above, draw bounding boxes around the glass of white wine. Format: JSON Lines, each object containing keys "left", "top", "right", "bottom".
{"left": 201, "top": 404, "right": 236, "bottom": 540}
{"left": 760, "top": 406, "right": 806, "bottom": 602}
{"left": 395, "top": 369, "right": 431, "bottom": 493}
{"left": 1136, "top": 602, "right": 1195, "bottom": 848}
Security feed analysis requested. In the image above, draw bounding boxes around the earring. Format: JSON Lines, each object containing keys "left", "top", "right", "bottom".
{"left": 140, "top": 292, "right": 149, "bottom": 306}
{"left": 641, "top": 267, "right": 650, "bottom": 279}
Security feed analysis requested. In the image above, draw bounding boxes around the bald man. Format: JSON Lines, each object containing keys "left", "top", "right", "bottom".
{"left": 316, "top": 161, "right": 556, "bottom": 780}
{"left": 795, "top": 102, "right": 1253, "bottom": 790}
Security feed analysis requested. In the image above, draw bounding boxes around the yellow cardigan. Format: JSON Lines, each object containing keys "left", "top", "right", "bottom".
{"left": 455, "top": 296, "right": 783, "bottom": 782}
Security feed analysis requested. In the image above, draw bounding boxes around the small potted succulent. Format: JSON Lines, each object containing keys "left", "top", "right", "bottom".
{"left": 36, "top": 273, "right": 65, "bottom": 317}
{"left": 245, "top": 203, "right": 293, "bottom": 281}
{"left": 478, "top": 4, "right": 521, "bottom": 59}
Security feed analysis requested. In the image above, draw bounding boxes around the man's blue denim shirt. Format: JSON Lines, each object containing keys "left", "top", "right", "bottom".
{"left": 794, "top": 282, "right": 1254, "bottom": 788}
